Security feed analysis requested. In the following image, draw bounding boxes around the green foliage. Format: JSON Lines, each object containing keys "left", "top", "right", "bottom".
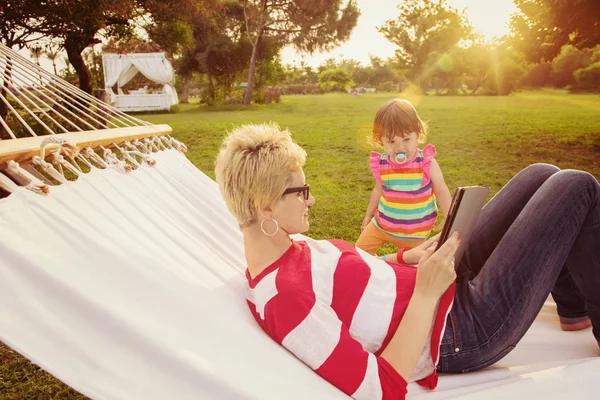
{"left": 520, "top": 62, "right": 553, "bottom": 88}
{"left": 147, "top": 20, "right": 194, "bottom": 56}
{"left": 378, "top": 0, "right": 473, "bottom": 88}
{"left": 241, "top": 0, "right": 359, "bottom": 104}
{"left": 176, "top": 2, "right": 281, "bottom": 106}
{"left": 411, "top": 43, "right": 523, "bottom": 96}
{"left": 574, "top": 62, "right": 600, "bottom": 91}
{"left": 551, "top": 45, "right": 593, "bottom": 87}
{"left": 276, "top": 84, "right": 321, "bottom": 95}
{"left": 1, "top": 0, "right": 213, "bottom": 92}
{"left": 337, "top": 56, "right": 399, "bottom": 88}
{"left": 377, "top": 81, "right": 396, "bottom": 92}
{"left": 510, "top": 0, "right": 600, "bottom": 63}
{"left": 318, "top": 68, "right": 353, "bottom": 92}
{"left": 483, "top": 57, "right": 525, "bottom": 95}
{"left": 263, "top": 88, "right": 281, "bottom": 104}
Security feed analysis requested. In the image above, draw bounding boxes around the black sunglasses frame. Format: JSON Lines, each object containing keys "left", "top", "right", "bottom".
{"left": 282, "top": 184, "right": 310, "bottom": 200}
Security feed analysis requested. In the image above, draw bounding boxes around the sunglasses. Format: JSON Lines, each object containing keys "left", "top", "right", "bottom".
{"left": 282, "top": 184, "right": 310, "bottom": 200}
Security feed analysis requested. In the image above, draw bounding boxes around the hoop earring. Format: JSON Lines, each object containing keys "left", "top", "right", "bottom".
{"left": 260, "top": 218, "right": 279, "bottom": 237}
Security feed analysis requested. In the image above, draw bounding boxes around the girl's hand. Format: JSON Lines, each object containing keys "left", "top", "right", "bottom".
{"left": 361, "top": 217, "right": 371, "bottom": 232}
{"left": 402, "top": 234, "right": 441, "bottom": 264}
{"left": 413, "top": 233, "right": 459, "bottom": 300}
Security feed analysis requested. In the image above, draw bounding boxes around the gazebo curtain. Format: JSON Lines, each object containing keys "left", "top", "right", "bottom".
{"left": 102, "top": 53, "right": 178, "bottom": 105}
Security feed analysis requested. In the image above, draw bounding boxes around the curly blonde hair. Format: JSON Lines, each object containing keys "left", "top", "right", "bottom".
{"left": 215, "top": 123, "right": 306, "bottom": 227}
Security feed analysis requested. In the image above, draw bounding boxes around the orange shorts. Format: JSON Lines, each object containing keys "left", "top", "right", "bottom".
{"left": 355, "top": 221, "right": 424, "bottom": 255}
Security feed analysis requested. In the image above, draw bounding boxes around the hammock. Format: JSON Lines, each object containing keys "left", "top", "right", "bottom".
{"left": 0, "top": 43, "right": 598, "bottom": 400}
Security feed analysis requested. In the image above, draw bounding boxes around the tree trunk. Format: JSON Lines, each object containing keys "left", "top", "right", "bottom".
{"left": 180, "top": 79, "right": 190, "bottom": 104}
{"left": 243, "top": 40, "right": 260, "bottom": 105}
{"left": 64, "top": 36, "right": 93, "bottom": 94}
{"left": 208, "top": 70, "right": 215, "bottom": 101}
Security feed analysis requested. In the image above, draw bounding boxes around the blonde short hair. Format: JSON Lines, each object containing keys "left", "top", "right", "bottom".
{"left": 373, "top": 99, "right": 428, "bottom": 145}
{"left": 215, "top": 123, "right": 306, "bottom": 227}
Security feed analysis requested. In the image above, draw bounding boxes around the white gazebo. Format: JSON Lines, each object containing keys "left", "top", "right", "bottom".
{"left": 102, "top": 52, "right": 179, "bottom": 112}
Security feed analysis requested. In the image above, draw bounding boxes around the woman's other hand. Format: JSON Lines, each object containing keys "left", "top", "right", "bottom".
{"left": 402, "top": 233, "right": 441, "bottom": 264}
{"left": 413, "top": 233, "right": 459, "bottom": 300}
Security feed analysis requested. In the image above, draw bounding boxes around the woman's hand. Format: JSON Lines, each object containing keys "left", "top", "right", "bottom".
{"left": 402, "top": 234, "right": 441, "bottom": 264}
{"left": 413, "top": 233, "right": 459, "bottom": 300}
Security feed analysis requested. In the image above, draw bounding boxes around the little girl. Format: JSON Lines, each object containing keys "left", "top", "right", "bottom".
{"left": 356, "top": 98, "right": 452, "bottom": 255}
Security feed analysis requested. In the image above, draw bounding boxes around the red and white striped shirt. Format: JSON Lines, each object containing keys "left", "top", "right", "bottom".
{"left": 245, "top": 238, "right": 455, "bottom": 400}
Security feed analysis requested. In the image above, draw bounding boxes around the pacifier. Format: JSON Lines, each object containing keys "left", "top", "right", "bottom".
{"left": 394, "top": 152, "right": 407, "bottom": 164}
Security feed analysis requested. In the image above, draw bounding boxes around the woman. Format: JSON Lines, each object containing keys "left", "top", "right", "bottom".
{"left": 214, "top": 123, "right": 600, "bottom": 399}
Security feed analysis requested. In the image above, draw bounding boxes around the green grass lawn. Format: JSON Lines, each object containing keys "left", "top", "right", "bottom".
{"left": 1, "top": 90, "right": 599, "bottom": 399}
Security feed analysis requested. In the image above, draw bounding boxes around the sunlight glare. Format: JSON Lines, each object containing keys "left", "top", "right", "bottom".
{"left": 281, "top": 0, "right": 517, "bottom": 67}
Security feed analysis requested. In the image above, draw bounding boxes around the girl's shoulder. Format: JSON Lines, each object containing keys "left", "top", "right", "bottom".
{"left": 420, "top": 144, "right": 436, "bottom": 160}
{"left": 369, "top": 152, "right": 384, "bottom": 185}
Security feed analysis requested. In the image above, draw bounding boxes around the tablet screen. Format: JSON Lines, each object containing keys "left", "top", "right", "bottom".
{"left": 437, "top": 186, "right": 489, "bottom": 265}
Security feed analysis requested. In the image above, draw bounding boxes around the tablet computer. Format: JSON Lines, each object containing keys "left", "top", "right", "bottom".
{"left": 437, "top": 186, "right": 489, "bottom": 265}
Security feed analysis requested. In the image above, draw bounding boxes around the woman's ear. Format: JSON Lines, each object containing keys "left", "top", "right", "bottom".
{"left": 256, "top": 199, "right": 273, "bottom": 220}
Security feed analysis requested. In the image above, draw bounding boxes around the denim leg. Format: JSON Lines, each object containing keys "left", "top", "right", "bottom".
{"left": 551, "top": 264, "right": 588, "bottom": 320}
{"left": 459, "top": 164, "right": 589, "bottom": 320}
{"left": 459, "top": 163, "right": 559, "bottom": 278}
{"left": 440, "top": 169, "right": 600, "bottom": 373}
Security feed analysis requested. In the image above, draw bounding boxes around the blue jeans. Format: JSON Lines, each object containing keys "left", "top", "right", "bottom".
{"left": 438, "top": 164, "right": 600, "bottom": 373}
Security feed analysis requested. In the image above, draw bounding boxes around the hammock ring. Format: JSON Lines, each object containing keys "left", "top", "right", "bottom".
{"left": 260, "top": 218, "right": 279, "bottom": 237}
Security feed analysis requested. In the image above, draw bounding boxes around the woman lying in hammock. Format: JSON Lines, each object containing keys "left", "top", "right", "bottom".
{"left": 214, "top": 123, "right": 600, "bottom": 400}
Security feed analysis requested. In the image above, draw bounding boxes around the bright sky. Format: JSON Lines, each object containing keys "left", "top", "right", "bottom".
{"left": 280, "top": 0, "right": 518, "bottom": 67}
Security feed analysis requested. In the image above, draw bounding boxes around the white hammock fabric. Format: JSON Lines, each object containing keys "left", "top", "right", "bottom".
{"left": 0, "top": 149, "right": 598, "bottom": 399}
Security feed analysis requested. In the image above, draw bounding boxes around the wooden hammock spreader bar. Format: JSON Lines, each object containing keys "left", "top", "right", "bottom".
{"left": 0, "top": 124, "right": 172, "bottom": 169}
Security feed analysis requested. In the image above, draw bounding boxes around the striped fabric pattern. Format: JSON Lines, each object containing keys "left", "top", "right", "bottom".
{"left": 245, "top": 238, "right": 455, "bottom": 399}
{"left": 371, "top": 144, "right": 438, "bottom": 241}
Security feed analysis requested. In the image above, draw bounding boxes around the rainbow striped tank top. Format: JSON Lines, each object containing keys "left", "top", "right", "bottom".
{"left": 370, "top": 144, "right": 438, "bottom": 241}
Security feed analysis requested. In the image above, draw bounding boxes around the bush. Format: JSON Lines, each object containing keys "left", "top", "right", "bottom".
{"left": 483, "top": 59, "right": 524, "bottom": 95}
{"left": 223, "top": 96, "right": 242, "bottom": 105}
{"left": 551, "top": 45, "right": 592, "bottom": 87}
{"left": 318, "top": 68, "right": 353, "bottom": 92}
{"left": 520, "top": 62, "right": 553, "bottom": 88}
{"left": 252, "top": 89, "right": 265, "bottom": 104}
{"left": 376, "top": 81, "right": 395, "bottom": 92}
{"left": 574, "top": 62, "right": 600, "bottom": 91}
{"left": 276, "top": 84, "right": 320, "bottom": 95}
{"left": 263, "top": 87, "right": 281, "bottom": 104}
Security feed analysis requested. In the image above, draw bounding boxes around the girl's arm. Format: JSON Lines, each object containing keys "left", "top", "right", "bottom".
{"left": 362, "top": 181, "right": 383, "bottom": 231}
{"left": 430, "top": 158, "right": 451, "bottom": 218}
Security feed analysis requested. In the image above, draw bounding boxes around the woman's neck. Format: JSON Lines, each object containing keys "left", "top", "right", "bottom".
{"left": 242, "top": 224, "right": 293, "bottom": 279}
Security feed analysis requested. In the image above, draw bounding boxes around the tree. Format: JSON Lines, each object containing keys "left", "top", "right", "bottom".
{"left": 423, "top": 51, "right": 465, "bottom": 95}
{"left": 378, "top": 0, "right": 473, "bottom": 91}
{"left": 0, "top": 0, "right": 43, "bottom": 48}
{"left": 461, "top": 45, "right": 493, "bottom": 94}
{"left": 510, "top": 0, "right": 600, "bottom": 63}
{"left": 176, "top": 1, "right": 276, "bottom": 105}
{"left": 1, "top": 0, "right": 209, "bottom": 93}
{"left": 520, "top": 62, "right": 553, "bottom": 88}
{"left": 318, "top": 68, "right": 353, "bottom": 92}
{"left": 574, "top": 62, "right": 600, "bottom": 91}
{"left": 551, "top": 45, "right": 592, "bottom": 87}
{"left": 44, "top": 42, "right": 62, "bottom": 75}
{"left": 28, "top": 45, "right": 43, "bottom": 66}
{"left": 240, "top": 0, "right": 359, "bottom": 104}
